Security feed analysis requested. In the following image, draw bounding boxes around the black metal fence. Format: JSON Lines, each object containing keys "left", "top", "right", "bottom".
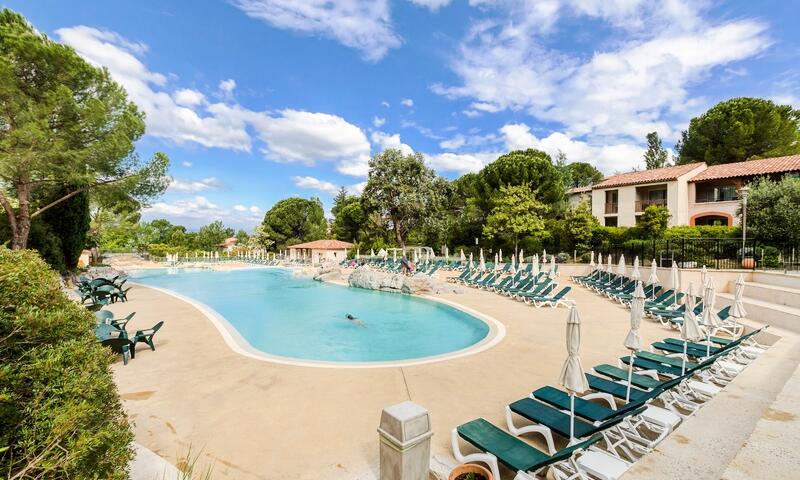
{"left": 595, "top": 238, "right": 800, "bottom": 271}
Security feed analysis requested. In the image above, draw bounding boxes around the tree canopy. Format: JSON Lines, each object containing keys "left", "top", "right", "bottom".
{"left": 262, "top": 197, "right": 326, "bottom": 249}
{"left": 644, "top": 132, "right": 669, "bottom": 169}
{"left": 564, "top": 162, "right": 604, "bottom": 187}
{"left": 482, "top": 184, "right": 547, "bottom": 253}
{"left": 677, "top": 97, "right": 800, "bottom": 165}
{"left": 745, "top": 175, "right": 800, "bottom": 245}
{"left": 637, "top": 205, "right": 671, "bottom": 239}
{"left": 0, "top": 9, "right": 169, "bottom": 250}
{"left": 361, "top": 149, "right": 441, "bottom": 248}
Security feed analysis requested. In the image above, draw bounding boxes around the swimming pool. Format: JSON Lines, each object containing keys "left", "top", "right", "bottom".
{"left": 129, "top": 267, "right": 495, "bottom": 365}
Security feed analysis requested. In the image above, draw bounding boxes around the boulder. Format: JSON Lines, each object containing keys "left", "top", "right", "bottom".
{"left": 347, "top": 267, "right": 463, "bottom": 295}
{"left": 313, "top": 264, "right": 343, "bottom": 282}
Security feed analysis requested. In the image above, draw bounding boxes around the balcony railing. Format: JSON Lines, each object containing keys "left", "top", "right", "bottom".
{"left": 695, "top": 192, "right": 738, "bottom": 203}
{"left": 635, "top": 198, "right": 667, "bottom": 212}
{"left": 605, "top": 202, "right": 618, "bottom": 214}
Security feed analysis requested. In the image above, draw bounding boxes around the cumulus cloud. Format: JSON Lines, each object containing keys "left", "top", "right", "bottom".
{"left": 181, "top": 161, "right": 193, "bottom": 167}
{"left": 168, "top": 177, "right": 222, "bottom": 192}
{"left": 230, "top": 0, "right": 402, "bottom": 61}
{"left": 371, "top": 131, "right": 414, "bottom": 155}
{"left": 292, "top": 175, "right": 365, "bottom": 196}
{"left": 433, "top": 1, "right": 771, "bottom": 142}
{"left": 408, "top": 0, "right": 452, "bottom": 11}
{"left": 145, "top": 196, "right": 262, "bottom": 229}
{"left": 400, "top": 98, "right": 414, "bottom": 107}
{"left": 425, "top": 151, "right": 502, "bottom": 174}
{"left": 57, "top": 26, "right": 372, "bottom": 176}
{"left": 373, "top": 116, "right": 386, "bottom": 127}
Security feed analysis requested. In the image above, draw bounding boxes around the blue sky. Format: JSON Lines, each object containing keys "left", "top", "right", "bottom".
{"left": 9, "top": 0, "right": 800, "bottom": 230}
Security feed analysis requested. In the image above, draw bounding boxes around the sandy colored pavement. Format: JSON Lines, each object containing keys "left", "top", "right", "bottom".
{"left": 106, "top": 272, "right": 783, "bottom": 480}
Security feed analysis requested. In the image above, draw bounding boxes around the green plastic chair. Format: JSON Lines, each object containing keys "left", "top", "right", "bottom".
{"left": 133, "top": 321, "right": 164, "bottom": 351}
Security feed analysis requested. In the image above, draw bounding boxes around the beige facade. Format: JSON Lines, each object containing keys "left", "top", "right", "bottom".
{"left": 287, "top": 239, "right": 354, "bottom": 265}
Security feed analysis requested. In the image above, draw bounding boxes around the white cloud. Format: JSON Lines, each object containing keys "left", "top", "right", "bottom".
{"left": 168, "top": 177, "right": 222, "bottom": 192}
{"left": 292, "top": 175, "right": 340, "bottom": 195}
{"left": 58, "top": 26, "right": 372, "bottom": 176}
{"left": 254, "top": 109, "right": 372, "bottom": 176}
{"left": 439, "top": 134, "right": 466, "bottom": 150}
{"left": 249, "top": 205, "right": 261, "bottom": 213}
{"left": 144, "top": 196, "right": 262, "bottom": 229}
{"left": 230, "top": 0, "right": 402, "bottom": 61}
{"left": 181, "top": 161, "right": 193, "bottom": 167}
{"left": 500, "top": 122, "right": 645, "bottom": 173}
{"left": 173, "top": 88, "right": 206, "bottom": 107}
{"left": 219, "top": 78, "right": 236, "bottom": 94}
{"left": 400, "top": 98, "right": 414, "bottom": 107}
{"left": 373, "top": 116, "right": 386, "bottom": 127}
{"left": 462, "top": 109, "right": 481, "bottom": 118}
{"left": 371, "top": 131, "right": 414, "bottom": 155}
{"left": 426, "top": 152, "right": 502, "bottom": 175}
{"left": 381, "top": 100, "right": 390, "bottom": 107}
{"left": 433, "top": 2, "right": 771, "bottom": 143}
{"left": 408, "top": 0, "right": 452, "bottom": 12}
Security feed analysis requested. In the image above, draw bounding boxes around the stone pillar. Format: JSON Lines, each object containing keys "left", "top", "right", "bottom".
{"left": 378, "top": 401, "right": 432, "bottom": 480}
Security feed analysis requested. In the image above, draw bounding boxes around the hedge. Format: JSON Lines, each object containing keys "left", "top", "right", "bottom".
{"left": 0, "top": 247, "right": 133, "bottom": 478}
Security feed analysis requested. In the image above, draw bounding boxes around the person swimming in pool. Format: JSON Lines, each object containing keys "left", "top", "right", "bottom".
{"left": 345, "top": 313, "right": 366, "bottom": 327}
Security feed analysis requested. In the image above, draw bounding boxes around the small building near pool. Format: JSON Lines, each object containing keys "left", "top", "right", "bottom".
{"left": 288, "top": 239, "right": 353, "bottom": 264}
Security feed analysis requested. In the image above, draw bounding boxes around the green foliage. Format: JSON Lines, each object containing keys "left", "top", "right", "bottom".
{"left": 0, "top": 9, "right": 169, "bottom": 249}
{"left": 564, "top": 162, "right": 604, "bottom": 187}
{"left": 0, "top": 247, "right": 133, "bottom": 478}
{"left": 482, "top": 184, "right": 547, "bottom": 252}
{"left": 644, "top": 132, "right": 669, "bottom": 169}
{"left": 745, "top": 175, "right": 800, "bottom": 245}
{"left": 40, "top": 185, "right": 91, "bottom": 270}
{"left": 677, "top": 97, "right": 800, "bottom": 165}
{"left": 247, "top": 224, "right": 275, "bottom": 250}
{"left": 235, "top": 229, "right": 250, "bottom": 245}
{"left": 194, "top": 220, "right": 234, "bottom": 250}
{"left": 476, "top": 149, "right": 566, "bottom": 214}
{"left": 26, "top": 218, "right": 66, "bottom": 272}
{"left": 637, "top": 205, "right": 671, "bottom": 239}
{"left": 564, "top": 200, "right": 599, "bottom": 252}
{"left": 262, "top": 197, "right": 326, "bottom": 249}
{"left": 362, "top": 149, "right": 440, "bottom": 248}
{"left": 663, "top": 225, "right": 739, "bottom": 239}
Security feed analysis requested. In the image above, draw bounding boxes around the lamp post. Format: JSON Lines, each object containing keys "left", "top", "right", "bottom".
{"left": 739, "top": 186, "right": 750, "bottom": 263}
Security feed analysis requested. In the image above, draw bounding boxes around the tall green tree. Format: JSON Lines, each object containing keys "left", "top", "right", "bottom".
{"left": 235, "top": 229, "right": 250, "bottom": 246}
{"left": 638, "top": 205, "right": 671, "bottom": 239}
{"left": 565, "top": 162, "right": 604, "bottom": 187}
{"left": 38, "top": 184, "right": 90, "bottom": 270}
{"left": 0, "top": 9, "right": 169, "bottom": 250}
{"left": 564, "top": 200, "right": 599, "bottom": 252}
{"left": 677, "top": 97, "right": 800, "bottom": 165}
{"left": 262, "top": 197, "right": 326, "bottom": 249}
{"left": 643, "top": 132, "right": 669, "bottom": 169}
{"left": 333, "top": 197, "right": 366, "bottom": 242}
{"left": 362, "top": 149, "right": 440, "bottom": 248}
{"left": 744, "top": 175, "right": 800, "bottom": 245}
{"left": 482, "top": 184, "right": 547, "bottom": 253}
{"left": 248, "top": 224, "right": 275, "bottom": 250}
{"left": 194, "top": 221, "right": 233, "bottom": 250}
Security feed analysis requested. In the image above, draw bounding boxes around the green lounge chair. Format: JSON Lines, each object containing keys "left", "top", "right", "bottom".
{"left": 452, "top": 418, "right": 604, "bottom": 480}
{"left": 133, "top": 321, "right": 164, "bottom": 351}
{"left": 525, "top": 286, "right": 571, "bottom": 308}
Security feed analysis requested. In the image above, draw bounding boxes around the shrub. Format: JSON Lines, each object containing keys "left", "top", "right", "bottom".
{"left": 0, "top": 247, "right": 133, "bottom": 478}
{"left": 759, "top": 245, "right": 782, "bottom": 268}
{"left": 555, "top": 252, "right": 571, "bottom": 263}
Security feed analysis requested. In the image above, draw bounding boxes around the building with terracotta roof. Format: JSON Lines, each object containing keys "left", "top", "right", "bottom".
{"left": 567, "top": 155, "right": 800, "bottom": 227}
{"left": 288, "top": 239, "right": 354, "bottom": 264}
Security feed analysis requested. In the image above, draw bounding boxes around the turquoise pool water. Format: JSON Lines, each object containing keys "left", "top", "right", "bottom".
{"left": 129, "top": 268, "right": 490, "bottom": 363}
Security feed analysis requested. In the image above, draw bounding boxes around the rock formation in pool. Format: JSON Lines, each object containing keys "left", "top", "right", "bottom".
{"left": 347, "top": 266, "right": 462, "bottom": 295}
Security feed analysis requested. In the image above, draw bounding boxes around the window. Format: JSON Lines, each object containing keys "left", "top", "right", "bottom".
{"left": 605, "top": 216, "right": 618, "bottom": 227}
{"left": 694, "top": 215, "right": 729, "bottom": 226}
{"left": 696, "top": 183, "right": 738, "bottom": 202}
{"left": 604, "top": 190, "right": 618, "bottom": 214}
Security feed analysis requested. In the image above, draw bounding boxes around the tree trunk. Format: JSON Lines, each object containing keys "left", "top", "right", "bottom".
{"left": 393, "top": 218, "right": 405, "bottom": 249}
{"left": 13, "top": 180, "right": 31, "bottom": 250}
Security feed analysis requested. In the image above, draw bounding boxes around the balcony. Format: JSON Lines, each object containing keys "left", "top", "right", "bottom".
{"left": 635, "top": 198, "right": 667, "bottom": 212}
{"left": 696, "top": 191, "right": 738, "bottom": 203}
{"left": 605, "top": 202, "right": 618, "bottom": 214}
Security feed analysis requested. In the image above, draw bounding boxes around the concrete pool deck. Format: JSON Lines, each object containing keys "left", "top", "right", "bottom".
{"left": 105, "top": 270, "right": 798, "bottom": 479}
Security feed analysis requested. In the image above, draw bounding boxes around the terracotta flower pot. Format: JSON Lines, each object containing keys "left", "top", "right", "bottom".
{"left": 741, "top": 257, "right": 755, "bottom": 269}
{"left": 449, "top": 463, "right": 493, "bottom": 480}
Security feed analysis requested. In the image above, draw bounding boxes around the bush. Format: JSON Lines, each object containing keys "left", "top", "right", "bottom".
{"left": 0, "top": 247, "right": 133, "bottom": 478}
{"left": 760, "top": 245, "right": 781, "bottom": 268}
{"left": 555, "top": 252, "right": 571, "bottom": 263}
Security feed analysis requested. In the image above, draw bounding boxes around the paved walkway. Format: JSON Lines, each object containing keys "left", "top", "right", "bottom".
{"left": 106, "top": 273, "right": 784, "bottom": 479}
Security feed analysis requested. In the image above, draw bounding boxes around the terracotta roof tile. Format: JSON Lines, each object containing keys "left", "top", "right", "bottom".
{"left": 592, "top": 163, "right": 704, "bottom": 189}
{"left": 689, "top": 155, "right": 800, "bottom": 182}
{"left": 567, "top": 186, "right": 592, "bottom": 194}
{"left": 288, "top": 239, "right": 354, "bottom": 250}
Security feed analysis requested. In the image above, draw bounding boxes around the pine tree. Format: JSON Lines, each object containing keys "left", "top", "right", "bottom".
{"left": 643, "top": 132, "right": 669, "bottom": 169}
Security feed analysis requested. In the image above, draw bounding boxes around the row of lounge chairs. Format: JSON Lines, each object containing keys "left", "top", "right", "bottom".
{"left": 571, "top": 270, "right": 742, "bottom": 336}
{"left": 452, "top": 326, "right": 770, "bottom": 479}
{"left": 451, "top": 268, "right": 571, "bottom": 308}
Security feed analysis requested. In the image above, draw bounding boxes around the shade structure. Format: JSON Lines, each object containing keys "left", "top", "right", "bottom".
{"left": 681, "top": 282, "right": 703, "bottom": 374}
{"left": 597, "top": 253, "right": 604, "bottom": 272}
{"left": 460, "top": 249, "right": 466, "bottom": 263}
{"left": 543, "top": 248, "right": 547, "bottom": 261}
{"left": 607, "top": 255, "right": 613, "bottom": 280}
{"left": 499, "top": 249, "right": 503, "bottom": 263}
{"left": 518, "top": 249, "right": 525, "bottom": 270}
{"left": 356, "top": 249, "right": 360, "bottom": 260}
{"left": 393, "top": 249, "right": 397, "bottom": 263}
{"left": 702, "top": 279, "right": 721, "bottom": 356}
{"left": 542, "top": 252, "right": 548, "bottom": 266}
{"left": 631, "top": 256, "right": 640, "bottom": 281}
{"left": 625, "top": 281, "right": 645, "bottom": 402}
{"left": 532, "top": 254, "right": 540, "bottom": 277}
{"left": 444, "top": 246, "right": 449, "bottom": 259}
{"left": 588, "top": 251, "right": 595, "bottom": 274}
{"left": 479, "top": 249, "right": 486, "bottom": 272}
{"left": 413, "top": 249, "right": 418, "bottom": 264}
{"left": 509, "top": 254, "right": 517, "bottom": 275}
{"left": 549, "top": 263, "right": 557, "bottom": 280}
{"left": 700, "top": 265, "right": 708, "bottom": 288}
{"left": 493, "top": 253, "right": 499, "bottom": 273}
{"left": 469, "top": 252, "right": 474, "bottom": 270}
{"left": 559, "top": 303, "right": 589, "bottom": 442}
{"left": 670, "top": 260, "right": 680, "bottom": 303}
{"left": 370, "top": 249, "right": 375, "bottom": 257}
{"left": 730, "top": 273, "right": 748, "bottom": 337}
